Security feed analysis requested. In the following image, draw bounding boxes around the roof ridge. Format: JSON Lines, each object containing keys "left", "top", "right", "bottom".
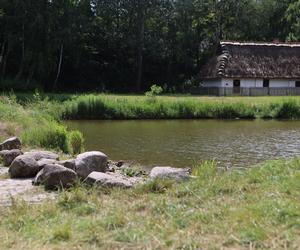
{"left": 217, "top": 45, "right": 229, "bottom": 77}
{"left": 221, "top": 41, "right": 300, "bottom": 47}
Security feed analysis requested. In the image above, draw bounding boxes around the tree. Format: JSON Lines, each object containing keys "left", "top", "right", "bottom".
{"left": 285, "top": 0, "right": 300, "bottom": 41}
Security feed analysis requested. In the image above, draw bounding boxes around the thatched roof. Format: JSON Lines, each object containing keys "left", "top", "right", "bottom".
{"left": 199, "top": 41, "right": 300, "bottom": 79}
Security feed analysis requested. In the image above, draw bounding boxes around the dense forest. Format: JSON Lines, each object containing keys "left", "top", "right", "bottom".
{"left": 0, "top": 0, "right": 299, "bottom": 92}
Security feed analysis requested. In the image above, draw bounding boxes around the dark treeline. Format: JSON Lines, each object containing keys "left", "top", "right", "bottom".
{"left": 0, "top": 0, "right": 299, "bottom": 92}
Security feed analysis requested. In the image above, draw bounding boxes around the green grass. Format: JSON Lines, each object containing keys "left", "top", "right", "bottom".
{"left": 0, "top": 159, "right": 299, "bottom": 249}
{"left": 0, "top": 94, "right": 83, "bottom": 153}
{"left": 11, "top": 92, "right": 300, "bottom": 120}
{"left": 57, "top": 94, "right": 300, "bottom": 120}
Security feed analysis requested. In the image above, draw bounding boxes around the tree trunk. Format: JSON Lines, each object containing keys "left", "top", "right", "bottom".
{"left": 136, "top": 0, "right": 145, "bottom": 92}
{"left": 166, "top": 59, "right": 172, "bottom": 88}
{"left": 26, "top": 60, "right": 35, "bottom": 87}
{"left": 15, "top": 23, "right": 25, "bottom": 80}
{"left": 53, "top": 43, "right": 64, "bottom": 92}
{"left": 1, "top": 45, "right": 9, "bottom": 80}
{"left": 0, "top": 41, "right": 5, "bottom": 66}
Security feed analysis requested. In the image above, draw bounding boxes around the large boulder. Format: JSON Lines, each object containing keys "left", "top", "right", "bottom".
{"left": 85, "top": 172, "right": 136, "bottom": 188}
{"left": 33, "top": 164, "right": 77, "bottom": 190}
{"left": 24, "top": 150, "right": 59, "bottom": 161}
{"left": 75, "top": 151, "right": 108, "bottom": 178}
{"left": 0, "top": 137, "right": 22, "bottom": 151}
{"left": 37, "top": 158, "right": 57, "bottom": 168}
{"left": 58, "top": 159, "right": 76, "bottom": 171}
{"left": 149, "top": 166, "right": 191, "bottom": 181}
{"left": 9, "top": 155, "right": 40, "bottom": 178}
{"left": 0, "top": 149, "right": 23, "bottom": 166}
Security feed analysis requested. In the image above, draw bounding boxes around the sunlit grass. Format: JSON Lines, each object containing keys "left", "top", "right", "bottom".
{"left": 58, "top": 94, "right": 300, "bottom": 119}
{"left": 0, "top": 94, "right": 83, "bottom": 153}
{"left": 0, "top": 158, "right": 299, "bottom": 249}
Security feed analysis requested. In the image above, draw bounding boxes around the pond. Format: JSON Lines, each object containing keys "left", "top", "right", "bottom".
{"left": 65, "top": 120, "right": 300, "bottom": 169}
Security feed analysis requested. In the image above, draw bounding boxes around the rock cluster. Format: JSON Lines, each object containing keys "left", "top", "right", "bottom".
{"left": 0, "top": 137, "right": 192, "bottom": 191}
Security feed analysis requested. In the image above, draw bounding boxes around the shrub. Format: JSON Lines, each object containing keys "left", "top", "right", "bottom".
{"left": 145, "top": 84, "right": 163, "bottom": 97}
{"left": 68, "top": 130, "right": 84, "bottom": 155}
{"left": 22, "top": 121, "right": 69, "bottom": 153}
{"left": 274, "top": 100, "right": 300, "bottom": 119}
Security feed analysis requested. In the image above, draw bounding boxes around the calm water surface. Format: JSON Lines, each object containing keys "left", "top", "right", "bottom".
{"left": 65, "top": 120, "right": 300, "bottom": 168}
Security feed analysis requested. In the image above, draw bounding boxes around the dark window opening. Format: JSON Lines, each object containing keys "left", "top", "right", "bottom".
{"left": 296, "top": 81, "right": 300, "bottom": 87}
{"left": 233, "top": 79, "right": 240, "bottom": 87}
{"left": 263, "top": 79, "right": 270, "bottom": 88}
{"left": 233, "top": 79, "right": 240, "bottom": 94}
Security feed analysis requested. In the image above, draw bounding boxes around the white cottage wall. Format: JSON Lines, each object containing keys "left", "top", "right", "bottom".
{"left": 241, "top": 79, "right": 256, "bottom": 87}
{"left": 202, "top": 79, "right": 299, "bottom": 89}
{"left": 221, "top": 78, "right": 233, "bottom": 87}
{"left": 255, "top": 79, "right": 263, "bottom": 87}
{"left": 202, "top": 79, "right": 222, "bottom": 87}
{"left": 269, "top": 79, "right": 295, "bottom": 87}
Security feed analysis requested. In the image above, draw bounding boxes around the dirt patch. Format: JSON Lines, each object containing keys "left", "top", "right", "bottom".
{"left": 0, "top": 166, "right": 9, "bottom": 176}
{"left": 0, "top": 167, "right": 57, "bottom": 206}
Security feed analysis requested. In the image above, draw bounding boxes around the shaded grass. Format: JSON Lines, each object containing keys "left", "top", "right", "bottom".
{"left": 0, "top": 158, "right": 299, "bottom": 249}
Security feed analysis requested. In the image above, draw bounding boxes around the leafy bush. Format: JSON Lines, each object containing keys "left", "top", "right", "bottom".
{"left": 68, "top": 130, "right": 84, "bottom": 155}
{"left": 145, "top": 84, "right": 163, "bottom": 97}
{"left": 22, "top": 121, "right": 69, "bottom": 153}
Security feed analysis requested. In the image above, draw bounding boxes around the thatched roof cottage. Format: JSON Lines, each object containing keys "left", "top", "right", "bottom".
{"left": 197, "top": 41, "right": 300, "bottom": 96}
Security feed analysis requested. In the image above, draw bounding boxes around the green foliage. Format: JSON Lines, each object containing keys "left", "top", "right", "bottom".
{"left": 145, "top": 84, "right": 163, "bottom": 97}
{"left": 2, "top": 0, "right": 298, "bottom": 92}
{"left": 0, "top": 79, "right": 41, "bottom": 92}
{"left": 68, "top": 130, "right": 85, "bottom": 155}
{"left": 286, "top": 0, "right": 300, "bottom": 41}
{"left": 22, "top": 121, "right": 69, "bottom": 153}
{"left": 0, "top": 94, "right": 77, "bottom": 153}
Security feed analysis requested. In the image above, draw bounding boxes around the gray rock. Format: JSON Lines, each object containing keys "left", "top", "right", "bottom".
{"left": 24, "top": 150, "right": 59, "bottom": 161}
{"left": 0, "top": 149, "right": 23, "bottom": 166}
{"left": 9, "top": 155, "right": 40, "bottom": 178}
{"left": 75, "top": 151, "right": 108, "bottom": 178}
{"left": 149, "top": 166, "right": 191, "bottom": 181}
{"left": 85, "top": 172, "right": 136, "bottom": 188}
{"left": 33, "top": 164, "right": 77, "bottom": 190}
{"left": 58, "top": 159, "right": 76, "bottom": 171}
{"left": 37, "top": 158, "right": 57, "bottom": 168}
{"left": 0, "top": 137, "right": 22, "bottom": 150}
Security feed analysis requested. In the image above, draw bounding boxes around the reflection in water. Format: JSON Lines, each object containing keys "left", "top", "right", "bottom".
{"left": 65, "top": 120, "right": 300, "bottom": 168}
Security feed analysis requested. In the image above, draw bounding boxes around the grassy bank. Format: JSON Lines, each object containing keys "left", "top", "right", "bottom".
{"left": 12, "top": 93, "right": 300, "bottom": 120}
{"left": 3, "top": 92, "right": 300, "bottom": 151}
{"left": 0, "top": 94, "right": 83, "bottom": 154}
{"left": 0, "top": 159, "right": 299, "bottom": 249}
{"left": 60, "top": 94, "right": 300, "bottom": 120}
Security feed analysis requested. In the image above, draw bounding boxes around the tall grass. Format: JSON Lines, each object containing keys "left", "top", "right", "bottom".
{"left": 60, "top": 94, "right": 300, "bottom": 120}
{"left": 0, "top": 94, "right": 83, "bottom": 153}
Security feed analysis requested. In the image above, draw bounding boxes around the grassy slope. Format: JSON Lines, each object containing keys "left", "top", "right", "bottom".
{"left": 0, "top": 95, "right": 79, "bottom": 153}
{"left": 0, "top": 159, "right": 299, "bottom": 249}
